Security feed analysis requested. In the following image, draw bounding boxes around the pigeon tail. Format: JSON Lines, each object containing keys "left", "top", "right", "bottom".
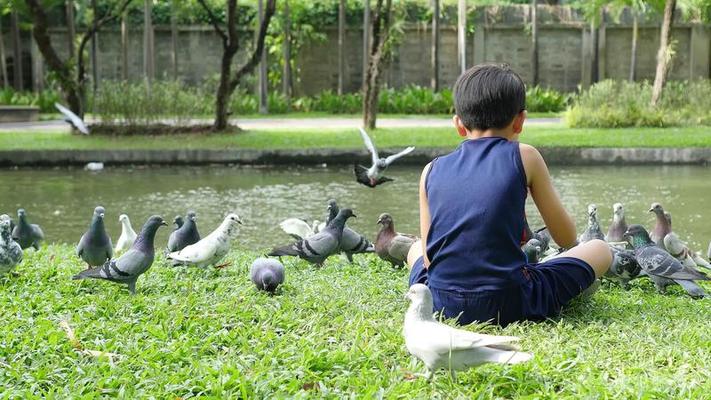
{"left": 268, "top": 245, "right": 299, "bottom": 257}
{"left": 479, "top": 347, "right": 533, "bottom": 364}
{"left": 72, "top": 267, "right": 103, "bottom": 280}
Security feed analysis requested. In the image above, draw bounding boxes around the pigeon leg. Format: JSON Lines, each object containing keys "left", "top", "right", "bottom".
{"left": 127, "top": 281, "right": 137, "bottom": 295}
{"left": 345, "top": 253, "right": 354, "bottom": 263}
{"left": 214, "top": 262, "right": 231, "bottom": 269}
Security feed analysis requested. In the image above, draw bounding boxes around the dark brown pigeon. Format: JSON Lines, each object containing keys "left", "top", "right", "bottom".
{"left": 649, "top": 203, "right": 671, "bottom": 250}
{"left": 374, "top": 213, "right": 417, "bottom": 268}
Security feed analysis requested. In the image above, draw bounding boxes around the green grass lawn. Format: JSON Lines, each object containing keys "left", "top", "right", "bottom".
{"left": 1, "top": 125, "right": 710, "bottom": 151}
{"left": 1, "top": 245, "right": 709, "bottom": 398}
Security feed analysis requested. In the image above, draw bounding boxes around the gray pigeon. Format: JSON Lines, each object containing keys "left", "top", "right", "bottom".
{"left": 522, "top": 220, "right": 550, "bottom": 252}
{"left": 375, "top": 213, "right": 417, "bottom": 268}
{"left": 578, "top": 204, "right": 605, "bottom": 243}
{"left": 0, "top": 214, "right": 15, "bottom": 234}
{"left": 404, "top": 284, "right": 532, "bottom": 380}
{"left": 268, "top": 208, "right": 356, "bottom": 266}
{"left": 354, "top": 128, "right": 415, "bottom": 187}
{"left": 522, "top": 238, "right": 544, "bottom": 264}
{"left": 649, "top": 203, "right": 671, "bottom": 250}
{"left": 12, "top": 209, "right": 44, "bottom": 250}
{"left": 173, "top": 215, "right": 184, "bottom": 229}
{"left": 72, "top": 215, "right": 167, "bottom": 295}
{"left": 605, "top": 203, "right": 628, "bottom": 243}
{"left": 325, "top": 199, "right": 374, "bottom": 262}
{"left": 167, "top": 211, "right": 201, "bottom": 253}
{"left": 605, "top": 246, "right": 642, "bottom": 289}
{"left": 76, "top": 206, "right": 113, "bottom": 268}
{"left": 624, "top": 225, "right": 709, "bottom": 298}
{"left": 0, "top": 219, "right": 23, "bottom": 277}
{"left": 250, "top": 257, "right": 285, "bottom": 293}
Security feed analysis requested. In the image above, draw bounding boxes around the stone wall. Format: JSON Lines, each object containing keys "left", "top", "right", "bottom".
{"left": 2, "top": 5, "right": 710, "bottom": 95}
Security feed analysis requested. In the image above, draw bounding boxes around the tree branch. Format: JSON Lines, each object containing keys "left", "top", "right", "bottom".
{"left": 196, "top": 0, "right": 228, "bottom": 44}
{"left": 230, "top": 0, "right": 277, "bottom": 89}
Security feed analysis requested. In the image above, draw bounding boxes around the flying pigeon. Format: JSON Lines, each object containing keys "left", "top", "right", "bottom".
{"left": 76, "top": 206, "right": 113, "bottom": 268}
{"left": 375, "top": 213, "right": 417, "bottom": 268}
{"left": 322, "top": 200, "right": 374, "bottom": 262}
{"left": 404, "top": 284, "right": 532, "bottom": 380}
{"left": 55, "top": 102, "right": 89, "bottom": 134}
{"left": 269, "top": 209, "right": 356, "bottom": 267}
{"left": 0, "top": 219, "right": 23, "bottom": 277}
{"left": 115, "top": 214, "right": 137, "bottom": 255}
{"left": 354, "top": 127, "right": 415, "bottom": 187}
{"left": 72, "top": 215, "right": 166, "bottom": 295}
{"left": 167, "top": 214, "right": 242, "bottom": 268}
{"left": 624, "top": 225, "right": 708, "bottom": 298}
{"left": 278, "top": 218, "right": 323, "bottom": 241}
{"left": 250, "top": 257, "right": 285, "bottom": 293}
{"left": 578, "top": 204, "right": 605, "bottom": 243}
{"left": 522, "top": 238, "right": 544, "bottom": 264}
{"left": 649, "top": 203, "right": 671, "bottom": 250}
{"left": 166, "top": 211, "right": 201, "bottom": 254}
{"left": 664, "top": 232, "right": 711, "bottom": 271}
{"left": 605, "top": 246, "right": 642, "bottom": 290}
{"left": 12, "top": 209, "right": 44, "bottom": 250}
{"left": 605, "top": 203, "right": 628, "bottom": 243}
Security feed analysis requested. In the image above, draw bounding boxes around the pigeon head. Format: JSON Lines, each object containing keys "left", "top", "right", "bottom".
{"left": 649, "top": 202, "right": 664, "bottom": 215}
{"left": 174, "top": 215, "right": 184, "bottom": 228}
{"left": 187, "top": 211, "right": 197, "bottom": 221}
{"left": 405, "top": 284, "right": 434, "bottom": 319}
{"left": 326, "top": 199, "right": 339, "bottom": 221}
{"left": 377, "top": 213, "right": 394, "bottom": 227}
{"left": 613, "top": 203, "right": 624, "bottom": 217}
{"left": 338, "top": 209, "right": 356, "bottom": 220}
{"left": 119, "top": 214, "right": 129, "bottom": 223}
{"left": 587, "top": 204, "right": 598, "bottom": 217}
{"left": 523, "top": 239, "right": 543, "bottom": 262}
{"left": 623, "top": 225, "right": 653, "bottom": 247}
{"left": 17, "top": 209, "right": 26, "bottom": 218}
{"left": 134, "top": 215, "right": 167, "bottom": 251}
{"left": 93, "top": 206, "right": 106, "bottom": 219}
{"left": 225, "top": 213, "right": 243, "bottom": 225}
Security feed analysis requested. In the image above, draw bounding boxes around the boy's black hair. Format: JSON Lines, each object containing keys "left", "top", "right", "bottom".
{"left": 453, "top": 64, "right": 526, "bottom": 131}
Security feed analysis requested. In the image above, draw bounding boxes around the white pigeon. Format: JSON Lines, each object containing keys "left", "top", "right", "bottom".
{"left": 279, "top": 218, "right": 325, "bottom": 240}
{"left": 167, "top": 214, "right": 243, "bottom": 268}
{"left": 354, "top": 127, "right": 415, "bottom": 187}
{"left": 84, "top": 162, "right": 104, "bottom": 171}
{"left": 404, "top": 284, "right": 532, "bottom": 380}
{"left": 55, "top": 102, "right": 89, "bottom": 134}
{"left": 115, "top": 214, "right": 137, "bottom": 255}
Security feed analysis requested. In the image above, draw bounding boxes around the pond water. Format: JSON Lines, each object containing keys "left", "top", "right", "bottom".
{"left": 0, "top": 164, "right": 709, "bottom": 252}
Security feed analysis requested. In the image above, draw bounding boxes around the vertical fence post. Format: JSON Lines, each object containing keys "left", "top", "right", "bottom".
{"left": 338, "top": 0, "right": 346, "bottom": 95}
{"left": 431, "top": 0, "right": 440, "bottom": 91}
{"left": 258, "top": 0, "right": 269, "bottom": 114}
{"left": 0, "top": 16, "right": 8, "bottom": 88}
{"left": 457, "top": 0, "right": 466, "bottom": 74}
{"left": 121, "top": 10, "right": 129, "bottom": 81}
{"left": 530, "top": 0, "right": 539, "bottom": 86}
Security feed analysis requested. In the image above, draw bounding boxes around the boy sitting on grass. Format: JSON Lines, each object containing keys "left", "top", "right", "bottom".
{"left": 407, "top": 64, "right": 612, "bottom": 327}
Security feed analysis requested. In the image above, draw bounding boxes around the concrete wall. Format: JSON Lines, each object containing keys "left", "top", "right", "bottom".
{"left": 2, "top": 5, "right": 710, "bottom": 95}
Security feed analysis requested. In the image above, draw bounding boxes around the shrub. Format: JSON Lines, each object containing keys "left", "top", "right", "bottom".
{"left": 565, "top": 80, "right": 711, "bottom": 128}
{"left": 0, "top": 87, "right": 61, "bottom": 113}
{"left": 526, "top": 86, "right": 569, "bottom": 113}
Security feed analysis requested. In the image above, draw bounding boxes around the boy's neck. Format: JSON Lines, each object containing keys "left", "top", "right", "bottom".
{"left": 465, "top": 128, "right": 518, "bottom": 142}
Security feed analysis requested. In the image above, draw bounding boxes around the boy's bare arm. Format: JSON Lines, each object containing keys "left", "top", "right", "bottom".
{"left": 419, "top": 162, "right": 433, "bottom": 268}
{"left": 519, "top": 144, "right": 577, "bottom": 248}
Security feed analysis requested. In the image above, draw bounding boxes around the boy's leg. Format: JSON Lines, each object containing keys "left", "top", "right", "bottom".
{"left": 554, "top": 239, "right": 612, "bottom": 278}
{"left": 407, "top": 240, "right": 423, "bottom": 270}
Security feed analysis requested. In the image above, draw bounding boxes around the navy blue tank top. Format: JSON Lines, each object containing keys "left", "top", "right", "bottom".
{"left": 425, "top": 137, "right": 528, "bottom": 292}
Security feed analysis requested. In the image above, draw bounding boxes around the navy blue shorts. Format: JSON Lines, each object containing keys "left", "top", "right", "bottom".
{"left": 409, "top": 256, "right": 596, "bottom": 327}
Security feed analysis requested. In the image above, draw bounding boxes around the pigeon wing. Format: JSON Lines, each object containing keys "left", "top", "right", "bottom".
{"left": 354, "top": 164, "right": 375, "bottom": 187}
{"left": 384, "top": 146, "right": 415, "bottom": 166}
{"left": 169, "top": 239, "right": 215, "bottom": 264}
{"left": 279, "top": 218, "right": 315, "bottom": 240}
{"left": 55, "top": 102, "right": 89, "bottom": 134}
{"left": 414, "top": 320, "right": 521, "bottom": 354}
{"left": 387, "top": 234, "right": 417, "bottom": 261}
{"left": 637, "top": 246, "right": 709, "bottom": 281}
{"left": 358, "top": 128, "right": 379, "bottom": 164}
{"left": 32, "top": 224, "right": 44, "bottom": 241}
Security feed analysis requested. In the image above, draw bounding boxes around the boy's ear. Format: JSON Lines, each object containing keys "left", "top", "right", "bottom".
{"left": 512, "top": 110, "right": 526, "bottom": 134}
{"left": 453, "top": 115, "right": 469, "bottom": 137}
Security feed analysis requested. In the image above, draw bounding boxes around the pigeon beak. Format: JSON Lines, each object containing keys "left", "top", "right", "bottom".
{"left": 648, "top": 208, "right": 654, "bottom": 213}
{"left": 352, "top": 214, "right": 358, "bottom": 218}
{"left": 161, "top": 221, "right": 168, "bottom": 226}
{"left": 100, "top": 213, "right": 105, "bottom": 218}
{"left": 376, "top": 217, "right": 383, "bottom": 225}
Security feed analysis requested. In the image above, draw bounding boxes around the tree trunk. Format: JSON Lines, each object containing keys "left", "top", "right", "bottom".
{"left": 590, "top": 21, "right": 598, "bottom": 83}
{"left": 457, "top": 0, "right": 466, "bottom": 74}
{"left": 282, "top": 0, "right": 292, "bottom": 109}
{"left": 257, "top": 0, "right": 268, "bottom": 114}
{"left": 651, "top": 0, "right": 676, "bottom": 106}
{"left": 431, "top": 0, "right": 439, "bottom": 91}
{"left": 91, "top": 0, "right": 99, "bottom": 94}
{"left": 171, "top": 0, "right": 179, "bottom": 80}
{"left": 337, "top": 0, "right": 346, "bottom": 95}
{"left": 362, "top": 0, "right": 370, "bottom": 89}
{"left": 121, "top": 11, "right": 129, "bottom": 81}
{"left": 11, "top": 11, "right": 23, "bottom": 91}
{"left": 530, "top": 0, "right": 539, "bottom": 86}
{"left": 143, "top": 0, "right": 154, "bottom": 88}
{"left": 362, "top": 0, "right": 392, "bottom": 130}
{"left": 629, "top": 11, "right": 638, "bottom": 82}
{"left": 0, "top": 17, "right": 8, "bottom": 87}
{"left": 215, "top": 45, "right": 238, "bottom": 130}
{"left": 66, "top": 0, "right": 76, "bottom": 58}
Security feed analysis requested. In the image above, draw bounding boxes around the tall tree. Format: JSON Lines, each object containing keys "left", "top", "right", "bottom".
{"left": 196, "top": 0, "right": 277, "bottom": 130}
{"left": 457, "top": 0, "right": 466, "bottom": 73}
{"left": 337, "top": 0, "right": 346, "bottom": 95}
{"left": 651, "top": 0, "right": 676, "bottom": 106}
{"left": 530, "top": 0, "right": 539, "bottom": 85}
{"left": 23, "top": 0, "right": 133, "bottom": 117}
{"left": 431, "top": 0, "right": 439, "bottom": 91}
{"left": 629, "top": 8, "right": 638, "bottom": 81}
{"left": 282, "top": 0, "right": 292, "bottom": 107}
{"left": 362, "top": 0, "right": 393, "bottom": 130}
